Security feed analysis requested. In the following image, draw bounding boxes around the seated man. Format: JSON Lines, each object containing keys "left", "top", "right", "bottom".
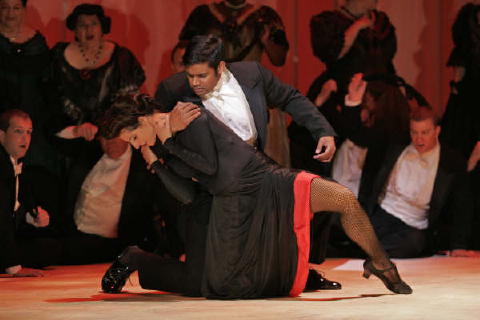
{"left": 0, "top": 109, "right": 62, "bottom": 276}
{"left": 362, "top": 106, "right": 476, "bottom": 258}
{"left": 60, "top": 135, "right": 179, "bottom": 264}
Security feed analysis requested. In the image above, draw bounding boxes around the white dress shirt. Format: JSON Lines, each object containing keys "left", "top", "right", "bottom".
{"left": 380, "top": 143, "right": 441, "bottom": 230}
{"left": 201, "top": 68, "right": 257, "bottom": 143}
{"left": 74, "top": 146, "right": 131, "bottom": 238}
{"left": 332, "top": 139, "right": 368, "bottom": 196}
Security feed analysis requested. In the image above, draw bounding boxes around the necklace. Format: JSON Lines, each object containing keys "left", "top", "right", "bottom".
{"left": 78, "top": 41, "right": 104, "bottom": 66}
{"left": 223, "top": 1, "right": 248, "bottom": 10}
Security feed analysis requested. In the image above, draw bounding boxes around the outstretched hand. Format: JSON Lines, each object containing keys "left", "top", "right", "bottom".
{"left": 313, "top": 136, "right": 336, "bottom": 162}
{"left": 346, "top": 73, "right": 367, "bottom": 106}
{"left": 170, "top": 102, "right": 201, "bottom": 134}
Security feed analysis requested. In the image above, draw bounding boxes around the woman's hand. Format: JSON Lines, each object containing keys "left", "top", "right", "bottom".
{"left": 315, "top": 79, "right": 337, "bottom": 107}
{"left": 355, "top": 11, "right": 375, "bottom": 30}
{"left": 346, "top": 73, "right": 367, "bottom": 106}
{"left": 140, "top": 146, "right": 159, "bottom": 168}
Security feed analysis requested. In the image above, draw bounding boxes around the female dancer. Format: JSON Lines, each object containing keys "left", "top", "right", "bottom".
{"left": 100, "top": 94, "right": 412, "bottom": 299}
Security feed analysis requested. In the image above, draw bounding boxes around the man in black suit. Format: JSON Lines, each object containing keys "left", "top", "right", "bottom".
{"left": 59, "top": 134, "right": 179, "bottom": 264}
{"left": 0, "top": 109, "right": 62, "bottom": 276}
{"left": 364, "top": 106, "right": 477, "bottom": 258}
{"left": 101, "top": 35, "right": 338, "bottom": 295}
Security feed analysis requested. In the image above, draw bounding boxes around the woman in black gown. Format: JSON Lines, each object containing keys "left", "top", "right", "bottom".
{"left": 441, "top": 2, "right": 480, "bottom": 172}
{"left": 441, "top": 2, "right": 480, "bottom": 249}
{"left": 49, "top": 3, "right": 145, "bottom": 142}
{"left": 0, "top": 0, "right": 58, "bottom": 174}
{"left": 99, "top": 93, "right": 412, "bottom": 299}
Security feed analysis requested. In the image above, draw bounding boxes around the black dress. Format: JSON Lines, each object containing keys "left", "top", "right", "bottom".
{"left": 179, "top": 3, "right": 288, "bottom": 63}
{"left": 441, "top": 3, "right": 480, "bottom": 160}
{"left": 49, "top": 42, "right": 145, "bottom": 129}
{"left": 157, "top": 110, "right": 314, "bottom": 299}
{"left": 0, "top": 32, "right": 59, "bottom": 174}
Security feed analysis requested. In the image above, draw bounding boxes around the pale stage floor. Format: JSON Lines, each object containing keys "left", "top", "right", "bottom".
{"left": 0, "top": 256, "right": 478, "bottom": 320}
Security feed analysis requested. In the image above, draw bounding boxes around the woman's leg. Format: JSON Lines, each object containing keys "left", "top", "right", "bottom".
{"left": 310, "top": 177, "right": 389, "bottom": 267}
{"left": 309, "top": 177, "right": 412, "bottom": 293}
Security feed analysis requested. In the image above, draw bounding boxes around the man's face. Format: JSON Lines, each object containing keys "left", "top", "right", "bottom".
{"left": 185, "top": 62, "right": 223, "bottom": 97}
{"left": 0, "top": 115, "right": 32, "bottom": 159}
{"left": 410, "top": 118, "right": 440, "bottom": 154}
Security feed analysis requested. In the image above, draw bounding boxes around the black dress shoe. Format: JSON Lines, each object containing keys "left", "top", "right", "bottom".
{"left": 101, "top": 259, "right": 135, "bottom": 293}
{"left": 304, "top": 269, "right": 342, "bottom": 291}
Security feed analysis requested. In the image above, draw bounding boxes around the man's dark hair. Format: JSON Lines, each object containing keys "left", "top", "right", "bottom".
{"left": 410, "top": 106, "right": 439, "bottom": 126}
{"left": 183, "top": 35, "right": 225, "bottom": 69}
{"left": 21, "top": 0, "right": 28, "bottom": 6}
{"left": 0, "top": 109, "right": 30, "bottom": 132}
{"left": 66, "top": 3, "right": 112, "bottom": 34}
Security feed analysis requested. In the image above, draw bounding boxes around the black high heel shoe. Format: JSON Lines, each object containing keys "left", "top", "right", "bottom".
{"left": 363, "top": 260, "right": 412, "bottom": 294}
{"left": 101, "top": 256, "right": 136, "bottom": 293}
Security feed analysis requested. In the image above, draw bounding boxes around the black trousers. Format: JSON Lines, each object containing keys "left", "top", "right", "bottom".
{"left": 137, "top": 189, "right": 210, "bottom": 297}
{"left": 370, "top": 205, "right": 427, "bottom": 258}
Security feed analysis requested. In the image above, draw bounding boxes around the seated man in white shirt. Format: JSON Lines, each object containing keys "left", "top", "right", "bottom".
{"left": 0, "top": 109, "right": 62, "bottom": 276}
{"left": 60, "top": 134, "right": 169, "bottom": 264}
{"left": 363, "top": 106, "right": 477, "bottom": 258}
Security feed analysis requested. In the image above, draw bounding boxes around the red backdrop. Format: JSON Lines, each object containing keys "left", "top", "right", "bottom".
{"left": 25, "top": 0, "right": 471, "bottom": 115}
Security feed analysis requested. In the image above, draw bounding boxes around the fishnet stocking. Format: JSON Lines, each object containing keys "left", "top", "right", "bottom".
{"left": 310, "top": 177, "right": 391, "bottom": 269}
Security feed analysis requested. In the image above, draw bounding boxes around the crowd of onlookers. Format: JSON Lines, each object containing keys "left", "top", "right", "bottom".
{"left": 1, "top": 0, "right": 479, "bottom": 279}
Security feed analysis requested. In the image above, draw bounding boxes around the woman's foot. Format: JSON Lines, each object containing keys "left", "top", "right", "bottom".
{"left": 363, "top": 259, "right": 412, "bottom": 294}
{"left": 101, "top": 247, "right": 138, "bottom": 293}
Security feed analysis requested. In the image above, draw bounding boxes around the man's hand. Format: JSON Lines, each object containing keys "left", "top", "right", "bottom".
{"left": 26, "top": 206, "right": 50, "bottom": 228}
{"left": 170, "top": 102, "right": 201, "bottom": 134}
{"left": 313, "top": 136, "right": 336, "bottom": 162}
{"left": 346, "top": 73, "right": 367, "bottom": 106}
{"left": 73, "top": 122, "right": 98, "bottom": 141}
{"left": 34, "top": 207, "right": 50, "bottom": 227}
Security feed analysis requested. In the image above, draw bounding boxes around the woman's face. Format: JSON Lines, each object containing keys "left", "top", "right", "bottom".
{"left": 75, "top": 14, "right": 103, "bottom": 44}
{"left": 0, "top": 0, "right": 25, "bottom": 28}
{"left": 119, "top": 117, "right": 157, "bottom": 149}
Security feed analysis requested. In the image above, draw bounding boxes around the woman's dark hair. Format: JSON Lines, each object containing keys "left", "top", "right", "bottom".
{"left": 21, "top": 0, "right": 28, "bottom": 6}
{"left": 98, "top": 94, "right": 157, "bottom": 139}
{"left": 66, "top": 3, "right": 111, "bottom": 34}
{"left": 183, "top": 34, "right": 225, "bottom": 69}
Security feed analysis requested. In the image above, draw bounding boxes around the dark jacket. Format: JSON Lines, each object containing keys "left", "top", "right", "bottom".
{"left": 366, "top": 143, "right": 473, "bottom": 250}
{"left": 155, "top": 61, "right": 336, "bottom": 152}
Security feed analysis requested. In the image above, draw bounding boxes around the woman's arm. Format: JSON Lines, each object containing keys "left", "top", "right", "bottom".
{"left": 163, "top": 113, "right": 218, "bottom": 176}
